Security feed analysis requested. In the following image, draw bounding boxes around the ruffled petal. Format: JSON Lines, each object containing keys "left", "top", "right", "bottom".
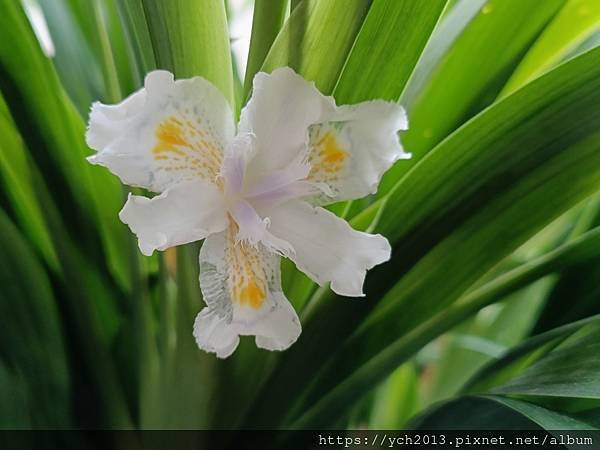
{"left": 119, "top": 179, "right": 228, "bottom": 256}
{"left": 194, "top": 226, "right": 301, "bottom": 358}
{"left": 306, "top": 101, "right": 409, "bottom": 204}
{"left": 87, "top": 70, "right": 235, "bottom": 192}
{"left": 267, "top": 200, "right": 391, "bottom": 297}
{"left": 238, "top": 67, "right": 334, "bottom": 181}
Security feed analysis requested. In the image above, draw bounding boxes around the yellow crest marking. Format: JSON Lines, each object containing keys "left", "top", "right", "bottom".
{"left": 153, "top": 117, "right": 190, "bottom": 154}
{"left": 319, "top": 132, "right": 348, "bottom": 165}
{"left": 226, "top": 224, "right": 267, "bottom": 309}
{"left": 237, "top": 279, "right": 265, "bottom": 309}
{"left": 151, "top": 114, "right": 224, "bottom": 180}
{"left": 308, "top": 129, "right": 349, "bottom": 183}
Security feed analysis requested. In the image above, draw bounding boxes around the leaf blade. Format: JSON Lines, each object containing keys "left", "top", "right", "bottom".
{"left": 332, "top": 0, "right": 447, "bottom": 103}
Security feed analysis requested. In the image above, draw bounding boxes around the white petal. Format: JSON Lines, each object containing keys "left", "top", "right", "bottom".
{"left": 243, "top": 152, "right": 323, "bottom": 211}
{"left": 194, "top": 226, "right": 301, "bottom": 358}
{"left": 87, "top": 70, "right": 235, "bottom": 192}
{"left": 306, "top": 100, "right": 409, "bottom": 204}
{"left": 86, "top": 89, "right": 146, "bottom": 150}
{"left": 119, "top": 179, "right": 228, "bottom": 256}
{"left": 268, "top": 201, "right": 391, "bottom": 297}
{"left": 238, "top": 67, "right": 335, "bottom": 180}
{"left": 220, "top": 133, "right": 256, "bottom": 196}
{"left": 193, "top": 310, "right": 240, "bottom": 358}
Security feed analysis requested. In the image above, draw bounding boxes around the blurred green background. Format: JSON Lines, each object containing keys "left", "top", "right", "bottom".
{"left": 1, "top": 0, "right": 600, "bottom": 441}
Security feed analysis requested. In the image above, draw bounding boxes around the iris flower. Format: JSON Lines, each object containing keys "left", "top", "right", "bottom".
{"left": 86, "top": 68, "right": 409, "bottom": 358}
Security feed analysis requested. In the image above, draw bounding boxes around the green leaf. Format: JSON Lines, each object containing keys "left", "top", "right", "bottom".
{"left": 0, "top": 210, "right": 70, "bottom": 427}
{"left": 141, "top": 245, "right": 219, "bottom": 429}
{"left": 500, "top": 0, "right": 600, "bottom": 96}
{"left": 0, "top": 362, "right": 32, "bottom": 428}
{"left": 0, "top": 0, "right": 132, "bottom": 290}
{"left": 568, "top": 27, "right": 600, "bottom": 56}
{"left": 411, "top": 395, "right": 595, "bottom": 430}
{"left": 88, "top": 0, "right": 126, "bottom": 101}
{"left": 118, "top": 0, "right": 157, "bottom": 75}
{"left": 0, "top": 96, "right": 57, "bottom": 268}
{"left": 465, "top": 315, "right": 600, "bottom": 393}
{"left": 98, "top": 0, "right": 140, "bottom": 96}
{"left": 243, "top": 0, "right": 288, "bottom": 99}
{"left": 39, "top": 0, "right": 137, "bottom": 104}
{"left": 532, "top": 197, "right": 600, "bottom": 333}
{"left": 368, "top": 363, "right": 419, "bottom": 429}
{"left": 380, "top": 0, "right": 565, "bottom": 193}
{"left": 493, "top": 323, "right": 600, "bottom": 399}
{"left": 29, "top": 179, "right": 134, "bottom": 427}
{"left": 371, "top": 48, "right": 600, "bottom": 325}
{"left": 140, "top": 0, "right": 234, "bottom": 104}
{"left": 423, "top": 278, "right": 549, "bottom": 405}
{"left": 535, "top": 260, "right": 600, "bottom": 333}
{"left": 261, "top": 0, "right": 372, "bottom": 94}
{"left": 288, "top": 228, "right": 600, "bottom": 428}
{"left": 36, "top": 0, "right": 103, "bottom": 112}
{"left": 397, "top": 0, "right": 486, "bottom": 110}
{"left": 332, "top": 0, "right": 447, "bottom": 103}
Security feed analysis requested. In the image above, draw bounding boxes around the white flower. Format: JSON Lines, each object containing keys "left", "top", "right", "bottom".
{"left": 86, "top": 68, "right": 409, "bottom": 358}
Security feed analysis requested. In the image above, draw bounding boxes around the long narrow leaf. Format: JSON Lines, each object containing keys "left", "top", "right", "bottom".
{"left": 380, "top": 0, "right": 565, "bottom": 193}
{"left": 141, "top": 0, "right": 234, "bottom": 103}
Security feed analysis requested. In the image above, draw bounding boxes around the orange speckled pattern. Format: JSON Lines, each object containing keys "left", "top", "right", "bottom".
{"left": 225, "top": 224, "right": 267, "bottom": 309}
{"left": 319, "top": 132, "right": 348, "bottom": 165}
{"left": 308, "top": 124, "right": 349, "bottom": 187}
{"left": 152, "top": 114, "right": 224, "bottom": 182}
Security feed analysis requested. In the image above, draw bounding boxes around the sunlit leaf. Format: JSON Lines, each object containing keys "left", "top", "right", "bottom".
{"left": 243, "top": 0, "right": 288, "bottom": 99}
{"left": 141, "top": 0, "right": 234, "bottom": 103}
{"left": 333, "top": 0, "right": 447, "bottom": 103}
{"left": 500, "top": 0, "right": 600, "bottom": 96}
{"left": 261, "top": 0, "right": 372, "bottom": 94}
{"left": 380, "top": 0, "right": 565, "bottom": 193}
